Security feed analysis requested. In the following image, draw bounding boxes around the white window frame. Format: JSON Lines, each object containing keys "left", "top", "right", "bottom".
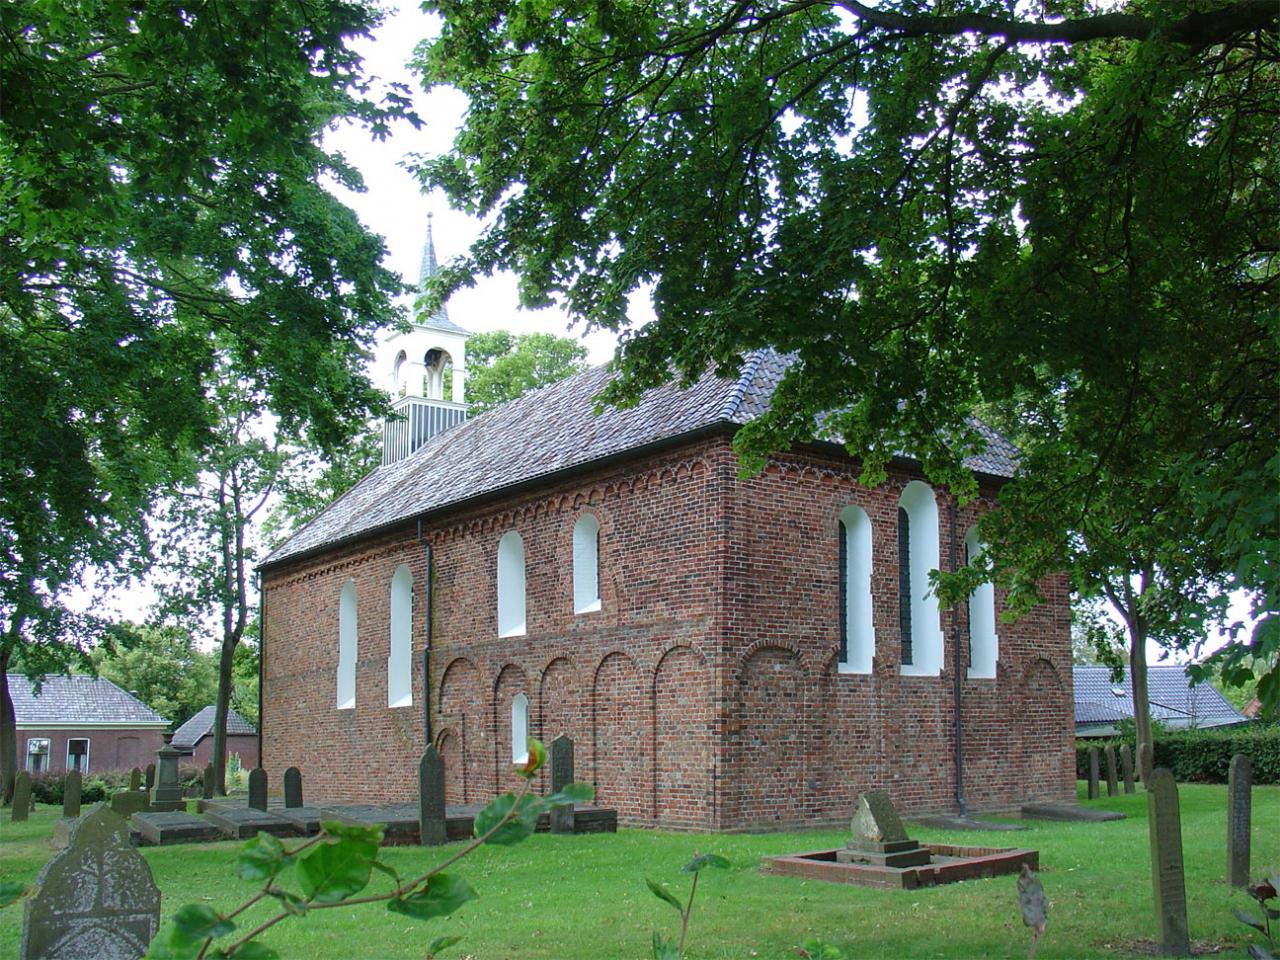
{"left": 572, "top": 514, "right": 602, "bottom": 614}
{"left": 388, "top": 564, "right": 414, "bottom": 708}
{"left": 338, "top": 579, "right": 358, "bottom": 710}
{"left": 26, "top": 737, "right": 50, "bottom": 773}
{"left": 839, "top": 505, "right": 875, "bottom": 674}
{"left": 497, "top": 530, "right": 527, "bottom": 637}
{"left": 898, "top": 480, "right": 944, "bottom": 676}
{"left": 965, "top": 529, "right": 999, "bottom": 679}
{"left": 66, "top": 737, "right": 90, "bottom": 774}
{"left": 511, "top": 693, "right": 530, "bottom": 764}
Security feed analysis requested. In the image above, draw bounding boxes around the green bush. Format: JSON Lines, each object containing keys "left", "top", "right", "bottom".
{"left": 1076, "top": 725, "right": 1279, "bottom": 784}
{"left": 28, "top": 768, "right": 140, "bottom": 805}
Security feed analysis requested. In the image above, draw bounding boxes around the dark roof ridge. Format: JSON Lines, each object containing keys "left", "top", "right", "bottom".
{"left": 717, "top": 351, "right": 766, "bottom": 423}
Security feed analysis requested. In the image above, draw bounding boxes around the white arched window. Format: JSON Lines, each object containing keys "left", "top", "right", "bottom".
{"left": 839, "top": 506, "right": 875, "bottom": 674}
{"left": 965, "top": 529, "right": 999, "bottom": 678}
{"left": 392, "top": 350, "right": 408, "bottom": 396}
{"left": 497, "top": 530, "right": 526, "bottom": 637}
{"left": 388, "top": 564, "right": 413, "bottom": 708}
{"left": 337, "top": 579, "right": 357, "bottom": 709}
{"left": 573, "top": 514, "right": 601, "bottom": 614}
{"left": 897, "top": 481, "right": 944, "bottom": 676}
{"left": 511, "top": 693, "right": 530, "bottom": 764}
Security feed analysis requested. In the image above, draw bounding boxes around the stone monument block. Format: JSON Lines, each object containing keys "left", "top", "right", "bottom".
{"left": 150, "top": 734, "right": 185, "bottom": 812}
{"left": 418, "top": 748, "right": 446, "bottom": 846}
{"left": 21, "top": 804, "right": 160, "bottom": 960}
{"left": 1087, "top": 747, "right": 1100, "bottom": 800}
{"left": 549, "top": 735, "right": 575, "bottom": 834}
{"left": 63, "top": 769, "right": 83, "bottom": 820}
{"left": 284, "top": 767, "right": 303, "bottom": 809}
{"left": 1147, "top": 768, "right": 1190, "bottom": 957}
{"left": 202, "top": 763, "right": 215, "bottom": 801}
{"left": 837, "top": 791, "right": 932, "bottom": 868}
{"left": 11, "top": 771, "right": 33, "bottom": 823}
{"left": 110, "top": 790, "right": 150, "bottom": 819}
{"left": 248, "top": 768, "right": 267, "bottom": 811}
{"left": 1104, "top": 745, "right": 1120, "bottom": 797}
{"left": 1227, "top": 753, "right": 1252, "bottom": 888}
{"left": 1120, "top": 744, "right": 1135, "bottom": 794}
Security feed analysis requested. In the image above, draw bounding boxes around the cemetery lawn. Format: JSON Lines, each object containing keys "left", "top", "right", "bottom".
{"left": 2, "top": 784, "right": 1277, "bottom": 959}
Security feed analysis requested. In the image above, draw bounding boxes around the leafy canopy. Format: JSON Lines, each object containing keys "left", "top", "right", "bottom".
{"left": 465, "top": 330, "right": 590, "bottom": 414}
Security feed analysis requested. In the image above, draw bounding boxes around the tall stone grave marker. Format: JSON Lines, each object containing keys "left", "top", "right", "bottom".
{"left": 1087, "top": 747, "right": 1100, "bottom": 800}
{"left": 1104, "top": 746, "right": 1120, "bottom": 797}
{"left": 129, "top": 768, "right": 141, "bottom": 791}
{"left": 202, "top": 763, "right": 215, "bottom": 801}
{"left": 248, "top": 768, "right": 268, "bottom": 811}
{"left": 1227, "top": 753, "right": 1252, "bottom": 888}
{"left": 284, "top": 767, "right": 303, "bottom": 809}
{"left": 418, "top": 748, "right": 446, "bottom": 846}
{"left": 11, "top": 770, "right": 32, "bottom": 823}
{"left": 63, "top": 769, "right": 83, "bottom": 820}
{"left": 1120, "top": 744, "right": 1136, "bottom": 794}
{"left": 1147, "top": 768, "right": 1190, "bottom": 957}
{"left": 150, "top": 734, "right": 185, "bottom": 812}
{"left": 550, "top": 735, "right": 575, "bottom": 834}
{"left": 21, "top": 804, "right": 160, "bottom": 960}
{"left": 144, "top": 763, "right": 155, "bottom": 791}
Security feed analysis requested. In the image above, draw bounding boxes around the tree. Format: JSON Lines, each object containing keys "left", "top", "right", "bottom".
{"left": 415, "top": 0, "right": 1280, "bottom": 746}
{"left": 90, "top": 624, "right": 218, "bottom": 730}
{"left": 0, "top": 0, "right": 413, "bottom": 801}
{"left": 464, "top": 330, "right": 590, "bottom": 415}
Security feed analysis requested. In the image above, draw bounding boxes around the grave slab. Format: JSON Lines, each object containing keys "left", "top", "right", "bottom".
{"left": 321, "top": 803, "right": 420, "bottom": 839}
{"left": 275, "top": 806, "right": 325, "bottom": 835}
{"left": 204, "top": 806, "right": 300, "bottom": 840}
{"left": 133, "top": 811, "right": 221, "bottom": 845}
{"left": 1020, "top": 803, "right": 1125, "bottom": 822}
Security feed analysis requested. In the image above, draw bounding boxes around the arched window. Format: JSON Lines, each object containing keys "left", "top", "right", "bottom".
{"left": 965, "top": 529, "right": 999, "bottom": 678}
{"left": 897, "top": 481, "right": 944, "bottom": 676}
{"left": 337, "top": 579, "right": 357, "bottom": 709}
{"left": 388, "top": 564, "right": 413, "bottom": 708}
{"left": 392, "top": 350, "right": 408, "bottom": 396}
{"left": 839, "top": 506, "right": 875, "bottom": 673}
{"left": 497, "top": 530, "right": 526, "bottom": 637}
{"left": 573, "top": 514, "right": 601, "bottom": 614}
{"left": 511, "top": 693, "right": 530, "bottom": 764}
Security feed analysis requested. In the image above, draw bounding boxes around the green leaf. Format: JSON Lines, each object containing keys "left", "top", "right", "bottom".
{"left": 515, "top": 737, "right": 547, "bottom": 778}
{"left": 473, "top": 792, "right": 540, "bottom": 845}
{"left": 1233, "top": 908, "right": 1267, "bottom": 933}
{"left": 297, "top": 836, "right": 378, "bottom": 904}
{"left": 238, "top": 832, "right": 287, "bottom": 882}
{"left": 0, "top": 881, "right": 28, "bottom": 909}
{"left": 171, "top": 904, "right": 234, "bottom": 944}
{"left": 427, "top": 934, "right": 464, "bottom": 958}
{"left": 682, "top": 853, "right": 730, "bottom": 873}
{"left": 387, "top": 874, "right": 478, "bottom": 921}
{"left": 268, "top": 889, "right": 308, "bottom": 917}
{"left": 215, "top": 942, "right": 279, "bottom": 959}
{"left": 318, "top": 820, "right": 385, "bottom": 847}
{"left": 646, "top": 879, "right": 683, "bottom": 912}
{"left": 143, "top": 931, "right": 201, "bottom": 960}
{"left": 371, "top": 858, "right": 402, "bottom": 887}
{"left": 545, "top": 782, "right": 594, "bottom": 806}
{"left": 652, "top": 930, "right": 681, "bottom": 960}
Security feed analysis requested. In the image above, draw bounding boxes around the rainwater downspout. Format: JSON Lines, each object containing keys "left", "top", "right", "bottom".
{"left": 256, "top": 570, "right": 265, "bottom": 766}
{"left": 949, "top": 498, "right": 966, "bottom": 815}
{"left": 420, "top": 522, "right": 432, "bottom": 747}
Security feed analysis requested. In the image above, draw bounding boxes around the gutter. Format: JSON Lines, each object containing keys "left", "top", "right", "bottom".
{"left": 257, "top": 569, "right": 265, "bottom": 767}
{"left": 949, "top": 497, "right": 966, "bottom": 815}
{"left": 420, "top": 528, "right": 432, "bottom": 748}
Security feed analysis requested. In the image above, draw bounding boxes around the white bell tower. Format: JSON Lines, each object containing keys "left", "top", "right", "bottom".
{"left": 381, "top": 214, "right": 470, "bottom": 464}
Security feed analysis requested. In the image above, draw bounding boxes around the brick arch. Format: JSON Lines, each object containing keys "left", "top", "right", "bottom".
{"left": 1017, "top": 657, "right": 1072, "bottom": 801}
{"left": 652, "top": 644, "right": 712, "bottom": 828}
{"left": 737, "top": 644, "right": 806, "bottom": 826}
{"left": 434, "top": 728, "right": 461, "bottom": 805}
{"left": 436, "top": 657, "right": 486, "bottom": 804}
{"left": 494, "top": 663, "right": 530, "bottom": 793}
{"left": 591, "top": 650, "right": 648, "bottom": 820}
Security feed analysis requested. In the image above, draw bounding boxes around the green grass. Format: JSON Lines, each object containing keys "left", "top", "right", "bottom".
{"left": 2, "top": 784, "right": 1277, "bottom": 959}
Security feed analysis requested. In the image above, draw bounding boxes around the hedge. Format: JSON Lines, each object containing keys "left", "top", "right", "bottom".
{"left": 28, "top": 765, "right": 207, "bottom": 806}
{"left": 1076, "top": 725, "right": 1279, "bottom": 784}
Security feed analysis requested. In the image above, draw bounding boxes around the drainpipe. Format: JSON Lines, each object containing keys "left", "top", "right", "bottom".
{"left": 256, "top": 570, "right": 265, "bottom": 767}
{"left": 949, "top": 498, "right": 966, "bottom": 815}
{"left": 420, "top": 523, "right": 432, "bottom": 747}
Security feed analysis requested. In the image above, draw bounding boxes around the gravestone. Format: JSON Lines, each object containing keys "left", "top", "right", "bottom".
{"left": 1087, "top": 747, "right": 1100, "bottom": 800}
{"left": 144, "top": 763, "right": 155, "bottom": 791}
{"left": 248, "top": 768, "right": 267, "bottom": 811}
{"left": 11, "top": 771, "right": 33, "bottom": 823}
{"left": 418, "top": 748, "right": 446, "bottom": 846}
{"left": 129, "top": 768, "right": 141, "bottom": 791}
{"left": 202, "top": 763, "right": 215, "bottom": 801}
{"left": 109, "top": 789, "right": 150, "bottom": 819}
{"left": 63, "top": 769, "right": 83, "bottom": 819}
{"left": 837, "top": 791, "right": 931, "bottom": 868}
{"left": 284, "top": 767, "right": 303, "bottom": 809}
{"left": 1120, "top": 744, "right": 1136, "bottom": 794}
{"left": 149, "top": 734, "right": 185, "bottom": 812}
{"left": 1147, "top": 768, "right": 1190, "bottom": 957}
{"left": 549, "top": 735, "right": 575, "bottom": 834}
{"left": 1227, "top": 753, "right": 1252, "bottom": 888}
{"left": 1104, "top": 746, "right": 1120, "bottom": 797}
{"left": 21, "top": 804, "right": 160, "bottom": 960}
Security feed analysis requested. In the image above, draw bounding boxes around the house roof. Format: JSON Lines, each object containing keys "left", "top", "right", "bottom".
{"left": 263, "top": 349, "right": 1019, "bottom": 569}
{"left": 171, "top": 705, "right": 257, "bottom": 748}
{"left": 12, "top": 675, "right": 168, "bottom": 727}
{"left": 1073, "top": 664, "right": 1247, "bottom": 731}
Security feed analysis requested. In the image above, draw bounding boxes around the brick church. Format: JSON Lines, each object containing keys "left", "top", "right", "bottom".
{"left": 258, "top": 225, "right": 1075, "bottom": 830}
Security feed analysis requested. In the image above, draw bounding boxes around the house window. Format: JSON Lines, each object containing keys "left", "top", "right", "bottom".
{"left": 26, "top": 738, "right": 50, "bottom": 773}
{"left": 338, "top": 579, "right": 357, "bottom": 710}
{"left": 897, "top": 480, "right": 944, "bottom": 676}
{"left": 839, "top": 506, "right": 874, "bottom": 674}
{"left": 388, "top": 564, "right": 414, "bottom": 708}
{"left": 511, "top": 693, "right": 530, "bottom": 764}
{"left": 66, "top": 738, "right": 90, "bottom": 774}
{"left": 965, "top": 529, "right": 999, "bottom": 678}
{"left": 573, "top": 514, "right": 602, "bottom": 614}
{"left": 497, "top": 530, "right": 526, "bottom": 637}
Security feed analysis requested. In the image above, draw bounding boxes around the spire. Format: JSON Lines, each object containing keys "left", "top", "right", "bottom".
{"left": 414, "top": 212, "right": 468, "bottom": 335}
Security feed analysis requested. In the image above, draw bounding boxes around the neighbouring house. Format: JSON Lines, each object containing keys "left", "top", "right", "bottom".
{"left": 256, "top": 226, "right": 1074, "bottom": 831}
{"left": 13, "top": 675, "right": 169, "bottom": 776}
{"left": 171, "top": 705, "right": 259, "bottom": 770}
{"left": 1073, "top": 664, "right": 1249, "bottom": 738}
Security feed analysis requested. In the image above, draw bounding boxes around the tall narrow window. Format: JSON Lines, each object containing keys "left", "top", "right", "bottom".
{"left": 965, "top": 529, "right": 999, "bottom": 678}
{"left": 26, "top": 738, "right": 50, "bottom": 773}
{"left": 388, "top": 564, "right": 414, "bottom": 708}
{"left": 338, "top": 579, "right": 357, "bottom": 709}
{"left": 497, "top": 530, "right": 526, "bottom": 637}
{"left": 573, "top": 514, "right": 601, "bottom": 614}
{"left": 66, "top": 738, "right": 90, "bottom": 774}
{"left": 898, "top": 481, "right": 944, "bottom": 676}
{"left": 511, "top": 693, "right": 530, "bottom": 764}
{"left": 839, "top": 506, "right": 875, "bottom": 673}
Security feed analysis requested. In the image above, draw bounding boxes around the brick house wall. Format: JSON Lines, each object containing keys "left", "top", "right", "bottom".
{"left": 18, "top": 727, "right": 166, "bottom": 776}
{"left": 262, "top": 432, "right": 1073, "bottom": 829}
{"left": 180, "top": 734, "right": 259, "bottom": 771}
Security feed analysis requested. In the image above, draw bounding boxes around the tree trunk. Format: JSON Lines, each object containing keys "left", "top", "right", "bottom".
{"left": 212, "top": 634, "right": 236, "bottom": 795}
{"left": 0, "top": 647, "right": 16, "bottom": 806}
{"left": 1128, "top": 622, "right": 1155, "bottom": 784}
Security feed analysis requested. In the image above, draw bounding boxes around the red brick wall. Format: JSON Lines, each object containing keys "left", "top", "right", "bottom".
{"left": 262, "top": 434, "right": 1073, "bottom": 829}
{"left": 18, "top": 727, "right": 166, "bottom": 775}
{"left": 184, "top": 734, "right": 259, "bottom": 772}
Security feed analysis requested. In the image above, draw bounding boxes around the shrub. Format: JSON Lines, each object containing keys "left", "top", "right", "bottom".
{"left": 27, "top": 768, "right": 143, "bottom": 805}
{"left": 1076, "top": 725, "right": 1280, "bottom": 784}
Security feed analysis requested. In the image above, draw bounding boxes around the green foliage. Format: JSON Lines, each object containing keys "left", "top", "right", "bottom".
{"left": 463, "top": 330, "right": 589, "bottom": 415}
{"left": 646, "top": 852, "right": 729, "bottom": 959}
{"left": 90, "top": 624, "right": 218, "bottom": 729}
{"left": 264, "top": 424, "right": 383, "bottom": 545}
{"left": 1076, "top": 727, "right": 1280, "bottom": 783}
{"left": 1233, "top": 871, "right": 1279, "bottom": 960}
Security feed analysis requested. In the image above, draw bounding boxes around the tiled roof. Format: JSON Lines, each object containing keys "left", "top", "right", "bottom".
{"left": 12, "top": 675, "right": 168, "bottom": 726}
{"left": 171, "top": 705, "right": 257, "bottom": 748}
{"left": 264, "top": 349, "right": 1019, "bottom": 567}
{"left": 1073, "top": 664, "right": 1247, "bottom": 730}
